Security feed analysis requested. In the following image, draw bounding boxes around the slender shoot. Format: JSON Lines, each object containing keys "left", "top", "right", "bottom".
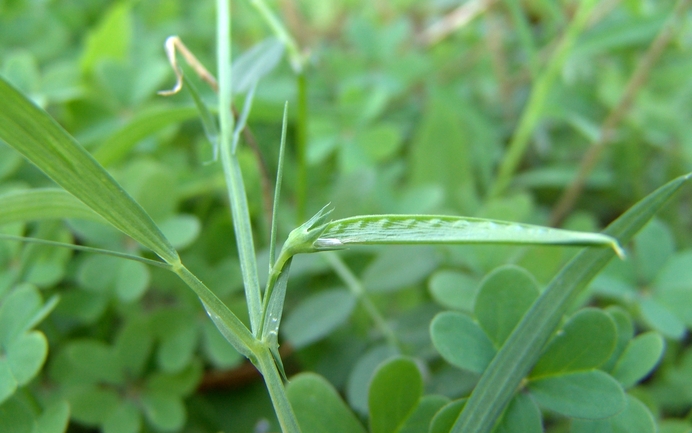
{"left": 217, "top": 0, "right": 262, "bottom": 332}
{"left": 0, "top": 234, "right": 171, "bottom": 269}
{"left": 269, "top": 102, "right": 290, "bottom": 268}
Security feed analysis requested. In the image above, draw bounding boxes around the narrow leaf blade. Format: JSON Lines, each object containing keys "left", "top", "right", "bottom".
{"left": 0, "top": 76, "right": 179, "bottom": 264}
{"left": 319, "top": 215, "right": 623, "bottom": 256}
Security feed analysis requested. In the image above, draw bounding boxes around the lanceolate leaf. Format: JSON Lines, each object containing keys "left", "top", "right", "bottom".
{"left": 0, "top": 74, "right": 254, "bottom": 361}
{"left": 0, "top": 76, "right": 179, "bottom": 264}
{"left": 317, "top": 215, "right": 623, "bottom": 256}
{"left": 452, "top": 173, "right": 691, "bottom": 433}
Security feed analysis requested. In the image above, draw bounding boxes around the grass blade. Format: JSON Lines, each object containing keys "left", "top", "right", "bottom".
{"left": 318, "top": 215, "right": 623, "bottom": 256}
{"left": 0, "top": 188, "right": 102, "bottom": 226}
{"left": 268, "top": 102, "right": 289, "bottom": 268}
{"left": 0, "top": 76, "right": 179, "bottom": 264}
{"left": 261, "top": 258, "right": 292, "bottom": 380}
{"left": 452, "top": 173, "right": 691, "bottom": 433}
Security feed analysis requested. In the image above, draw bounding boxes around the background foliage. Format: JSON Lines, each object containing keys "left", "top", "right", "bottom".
{"left": 1, "top": 0, "right": 692, "bottom": 432}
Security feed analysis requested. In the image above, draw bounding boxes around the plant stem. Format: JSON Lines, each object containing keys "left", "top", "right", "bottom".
{"left": 324, "top": 252, "right": 400, "bottom": 349}
{"left": 215, "top": 3, "right": 300, "bottom": 431}
{"left": 295, "top": 72, "right": 308, "bottom": 221}
{"left": 488, "top": 0, "right": 598, "bottom": 198}
{"left": 248, "top": 0, "right": 303, "bottom": 72}
{"left": 256, "top": 344, "right": 301, "bottom": 433}
{"left": 0, "top": 234, "right": 171, "bottom": 269}
{"left": 173, "top": 263, "right": 257, "bottom": 359}
{"left": 217, "top": 0, "right": 262, "bottom": 333}
{"left": 549, "top": 0, "right": 692, "bottom": 226}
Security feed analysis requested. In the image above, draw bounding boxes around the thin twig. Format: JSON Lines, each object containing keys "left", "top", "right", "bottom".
{"left": 549, "top": 0, "right": 691, "bottom": 227}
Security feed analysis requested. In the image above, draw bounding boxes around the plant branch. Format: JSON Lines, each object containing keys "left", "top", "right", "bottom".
{"left": 255, "top": 344, "right": 301, "bottom": 432}
{"left": 549, "top": 0, "right": 691, "bottom": 226}
{"left": 248, "top": 0, "right": 304, "bottom": 72}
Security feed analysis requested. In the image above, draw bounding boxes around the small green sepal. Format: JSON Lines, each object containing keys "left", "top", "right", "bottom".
{"left": 274, "top": 204, "right": 337, "bottom": 268}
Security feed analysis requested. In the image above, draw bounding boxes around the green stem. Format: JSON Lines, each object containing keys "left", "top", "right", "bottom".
{"left": 258, "top": 266, "right": 281, "bottom": 336}
{"left": 0, "top": 234, "right": 171, "bottom": 269}
{"left": 324, "top": 252, "right": 400, "bottom": 349}
{"left": 248, "top": 0, "right": 303, "bottom": 72}
{"left": 296, "top": 72, "right": 308, "bottom": 221}
{"left": 217, "top": 0, "right": 262, "bottom": 333}
{"left": 256, "top": 344, "right": 301, "bottom": 433}
{"left": 173, "top": 263, "right": 257, "bottom": 359}
{"left": 488, "top": 0, "right": 598, "bottom": 198}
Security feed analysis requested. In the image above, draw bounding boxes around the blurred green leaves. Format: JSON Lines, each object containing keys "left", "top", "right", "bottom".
{"left": 592, "top": 219, "right": 692, "bottom": 339}
{"left": 0, "top": 75, "right": 179, "bottom": 264}
{"left": 0, "top": 284, "right": 56, "bottom": 405}
{"left": 0, "top": 0, "right": 691, "bottom": 431}
{"left": 287, "top": 373, "right": 366, "bottom": 433}
{"left": 51, "top": 320, "right": 203, "bottom": 432}
{"left": 430, "top": 262, "right": 669, "bottom": 428}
